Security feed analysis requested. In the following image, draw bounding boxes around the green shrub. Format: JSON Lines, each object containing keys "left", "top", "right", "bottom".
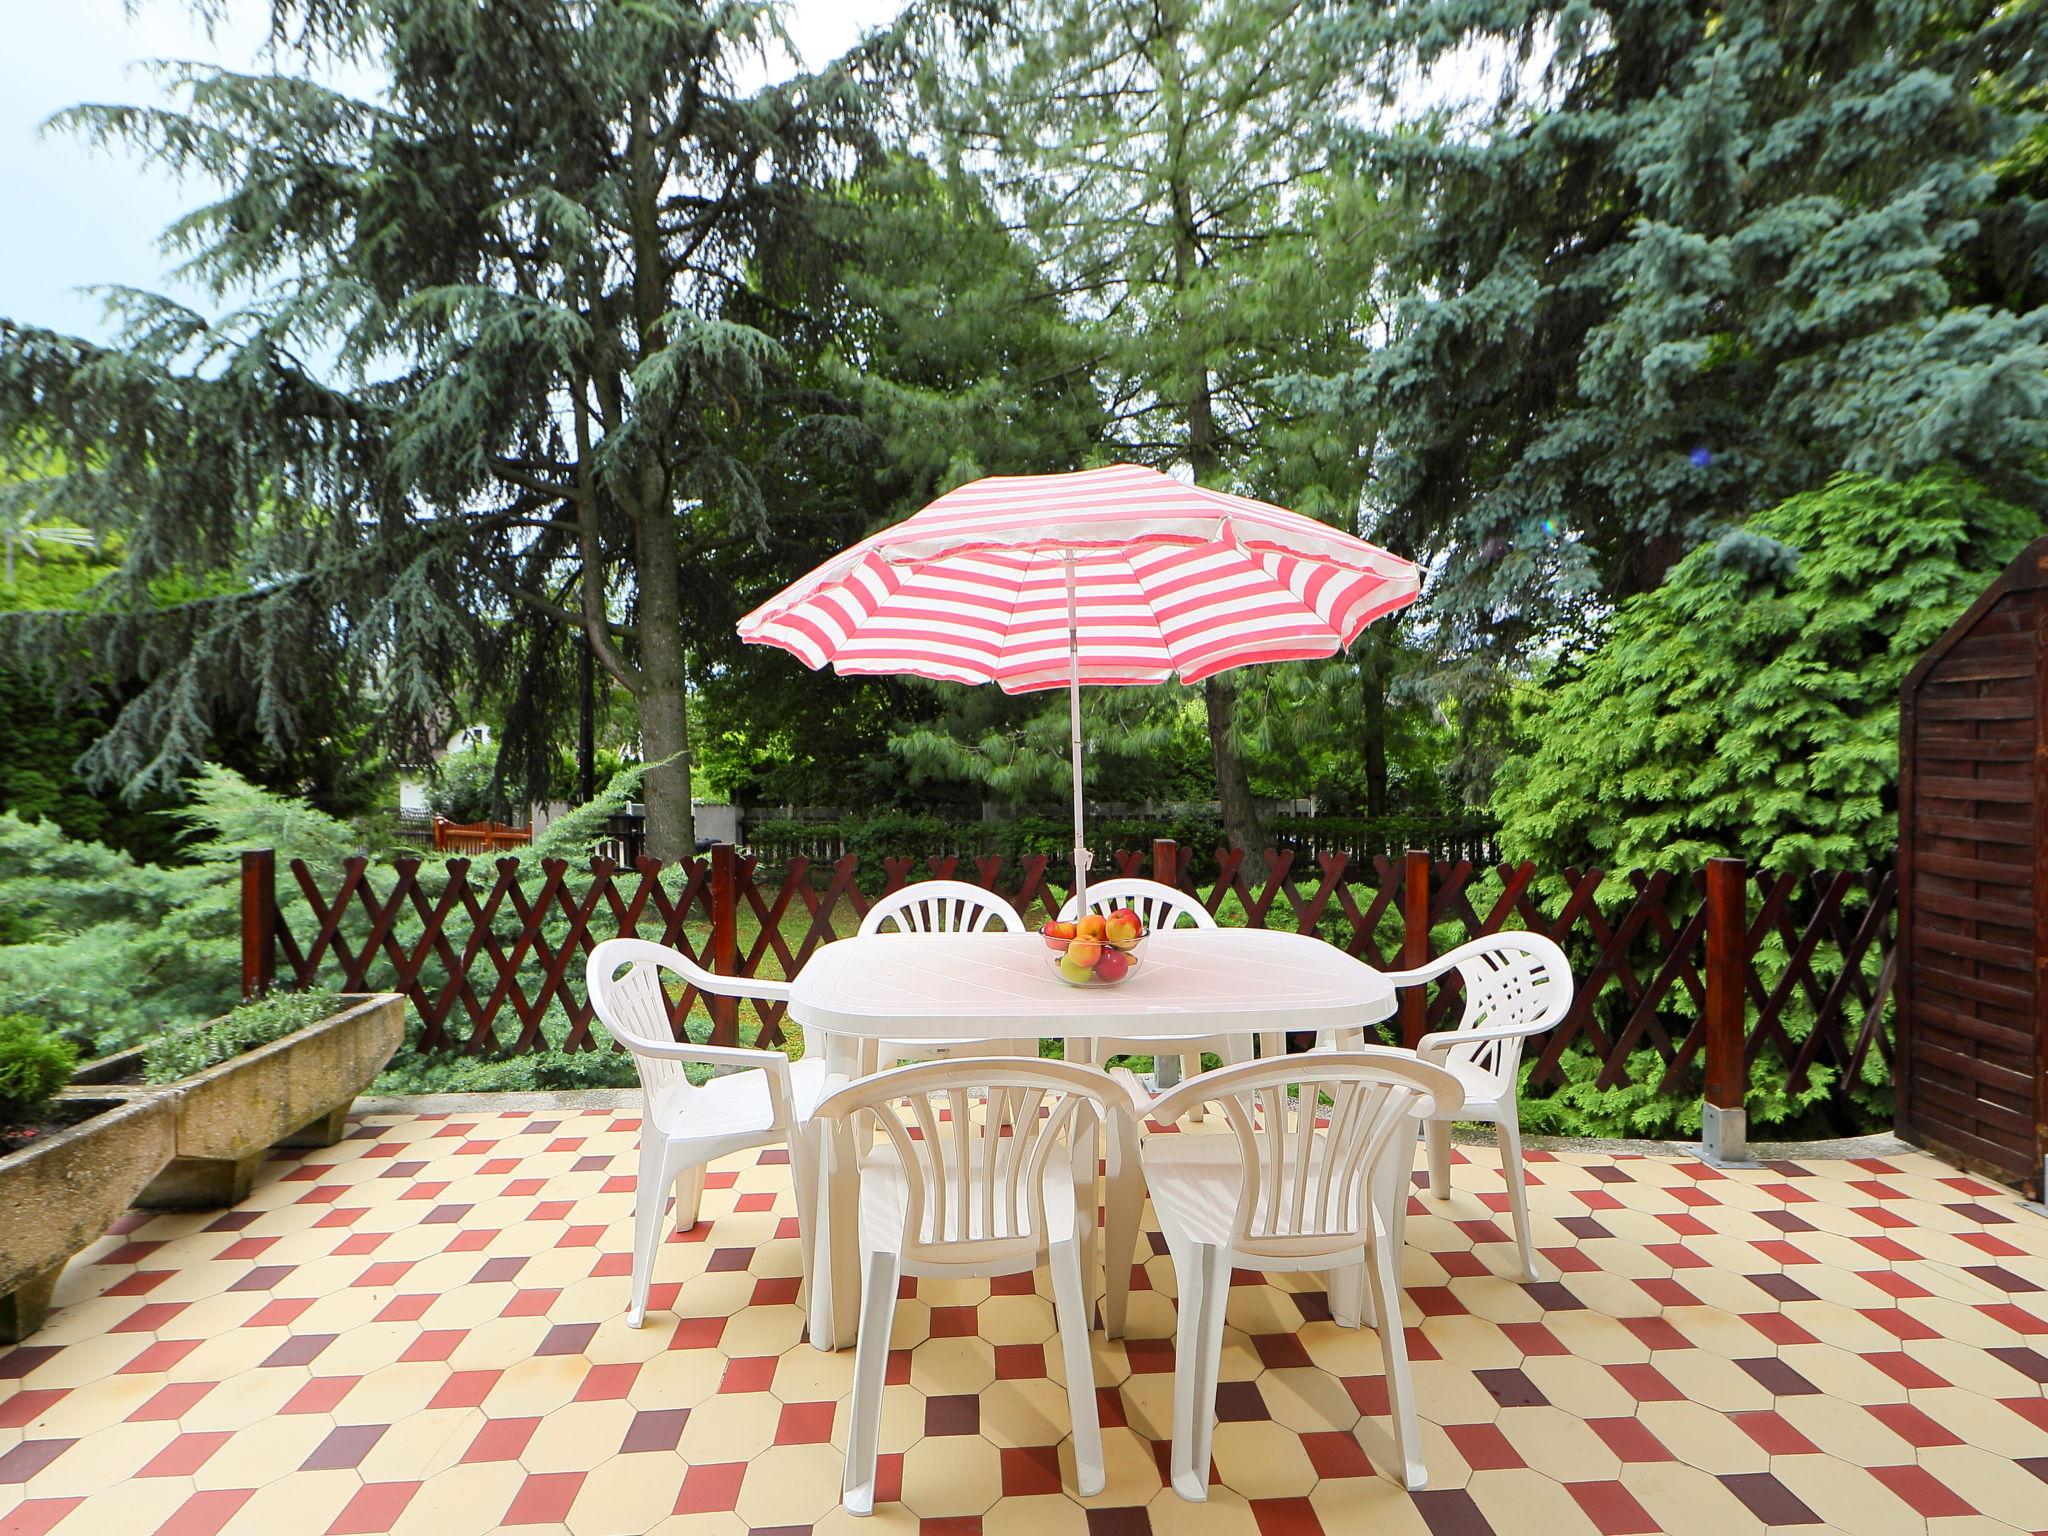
{"left": 373, "top": 1046, "right": 641, "bottom": 1095}
{"left": 142, "top": 988, "right": 344, "bottom": 1085}
{"left": 0, "top": 1014, "right": 79, "bottom": 1122}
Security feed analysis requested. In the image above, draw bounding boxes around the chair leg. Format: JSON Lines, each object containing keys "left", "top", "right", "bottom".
{"left": 1367, "top": 1221, "right": 1426, "bottom": 1490}
{"left": 841, "top": 1248, "right": 901, "bottom": 1516}
{"left": 673, "top": 1161, "right": 707, "bottom": 1235}
{"left": 628, "top": 1138, "right": 681, "bottom": 1329}
{"left": 1329, "top": 1261, "right": 1366, "bottom": 1330}
{"left": 1049, "top": 1238, "right": 1105, "bottom": 1497}
{"left": 1167, "top": 1242, "right": 1230, "bottom": 1502}
{"left": 787, "top": 1131, "right": 817, "bottom": 1321}
{"left": 1425, "top": 1117, "right": 1452, "bottom": 1200}
{"left": 1102, "top": 1115, "right": 1144, "bottom": 1338}
{"left": 1498, "top": 1113, "right": 1541, "bottom": 1282}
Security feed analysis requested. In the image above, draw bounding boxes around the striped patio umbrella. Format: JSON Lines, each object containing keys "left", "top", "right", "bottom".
{"left": 736, "top": 463, "right": 1420, "bottom": 904}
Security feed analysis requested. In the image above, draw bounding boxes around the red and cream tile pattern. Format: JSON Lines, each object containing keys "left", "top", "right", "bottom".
{"left": 2, "top": 1110, "right": 2045, "bottom": 1536}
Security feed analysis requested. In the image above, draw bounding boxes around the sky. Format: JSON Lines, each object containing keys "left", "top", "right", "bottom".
{"left": 0, "top": 0, "right": 900, "bottom": 345}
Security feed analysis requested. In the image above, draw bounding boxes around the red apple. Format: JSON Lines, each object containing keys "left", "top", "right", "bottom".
{"left": 1093, "top": 946, "right": 1132, "bottom": 982}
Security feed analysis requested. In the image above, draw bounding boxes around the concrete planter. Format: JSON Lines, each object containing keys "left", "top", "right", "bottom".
{"left": 71, "top": 994, "right": 405, "bottom": 1207}
{"left": 0, "top": 1092, "right": 179, "bottom": 1341}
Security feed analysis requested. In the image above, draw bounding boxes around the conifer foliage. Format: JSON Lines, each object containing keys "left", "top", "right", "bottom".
{"left": 0, "top": 0, "right": 859, "bottom": 858}
{"left": 1491, "top": 470, "right": 2041, "bottom": 875}
{"left": 1329, "top": 0, "right": 2048, "bottom": 637}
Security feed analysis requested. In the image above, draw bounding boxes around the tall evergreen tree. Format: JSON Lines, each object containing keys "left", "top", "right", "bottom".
{"left": 1320, "top": 0, "right": 2048, "bottom": 646}
{"left": 908, "top": 0, "right": 1387, "bottom": 851}
{"left": 0, "top": 0, "right": 857, "bottom": 857}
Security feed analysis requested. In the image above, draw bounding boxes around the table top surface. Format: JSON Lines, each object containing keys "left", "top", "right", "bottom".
{"left": 787, "top": 927, "right": 1396, "bottom": 1039}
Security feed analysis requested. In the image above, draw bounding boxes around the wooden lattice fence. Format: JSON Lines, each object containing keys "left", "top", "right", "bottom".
{"left": 241, "top": 838, "right": 1896, "bottom": 1116}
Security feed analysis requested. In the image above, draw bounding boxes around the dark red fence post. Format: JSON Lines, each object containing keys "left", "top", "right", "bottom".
{"left": 1702, "top": 856, "right": 1749, "bottom": 1162}
{"left": 1153, "top": 838, "right": 1178, "bottom": 889}
{"left": 709, "top": 842, "right": 740, "bottom": 1046}
{"left": 240, "top": 848, "right": 277, "bottom": 1000}
{"left": 1401, "top": 848, "right": 1430, "bottom": 1047}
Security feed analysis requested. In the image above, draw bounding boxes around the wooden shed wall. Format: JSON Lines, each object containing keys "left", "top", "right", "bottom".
{"left": 1896, "top": 540, "right": 2047, "bottom": 1197}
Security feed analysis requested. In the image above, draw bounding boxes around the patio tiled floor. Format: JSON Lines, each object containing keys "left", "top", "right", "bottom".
{"left": 3, "top": 1109, "right": 2047, "bottom": 1536}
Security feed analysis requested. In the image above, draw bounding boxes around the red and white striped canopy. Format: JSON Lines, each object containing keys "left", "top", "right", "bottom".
{"left": 736, "top": 464, "right": 1420, "bottom": 692}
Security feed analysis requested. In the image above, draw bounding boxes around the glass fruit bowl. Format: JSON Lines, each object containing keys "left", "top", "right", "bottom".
{"left": 1040, "top": 910, "right": 1147, "bottom": 987}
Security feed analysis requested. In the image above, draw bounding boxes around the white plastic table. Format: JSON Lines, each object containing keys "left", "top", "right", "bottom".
{"left": 789, "top": 928, "right": 1398, "bottom": 1349}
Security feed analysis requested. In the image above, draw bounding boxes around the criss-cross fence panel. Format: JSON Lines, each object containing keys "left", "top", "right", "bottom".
{"left": 244, "top": 839, "right": 1897, "bottom": 1126}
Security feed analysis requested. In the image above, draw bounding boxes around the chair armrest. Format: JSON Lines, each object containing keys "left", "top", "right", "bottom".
{"left": 1106, "top": 1065, "right": 1156, "bottom": 1118}
{"left": 1378, "top": 953, "right": 1464, "bottom": 989}
{"left": 693, "top": 974, "right": 793, "bottom": 1004}
{"left": 617, "top": 1039, "right": 797, "bottom": 1124}
{"left": 1414, "top": 1018, "right": 1556, "bottom": 1056}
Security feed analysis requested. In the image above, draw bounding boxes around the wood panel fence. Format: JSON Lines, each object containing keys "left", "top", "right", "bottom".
{"left": 240, "top": 838, "right": 1896, "bottom": 1119}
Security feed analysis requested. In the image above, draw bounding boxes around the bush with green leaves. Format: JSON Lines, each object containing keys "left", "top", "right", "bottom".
{"left": 1493, "top": 470, "right": 2041, "bottom": 876}
{"left": 425, "top": 741, "right": 505, "bottom": 824}
{"left": 0, "top": 1014, "right": 79, "bottom": 1124}
{"left": 142, "top": 989, "right": 345, "bottom": 1085}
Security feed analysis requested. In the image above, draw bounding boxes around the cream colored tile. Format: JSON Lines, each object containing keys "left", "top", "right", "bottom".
{"left": 898, "top": 1431, "right": 1003, "bottom": 1517}
{"left": 733, "top": 1442, "right": 846, "bottom": 1527}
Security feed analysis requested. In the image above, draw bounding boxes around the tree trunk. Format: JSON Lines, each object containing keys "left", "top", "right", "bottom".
{"left": 634, "top": 514, "right": 694, "bottom": 861}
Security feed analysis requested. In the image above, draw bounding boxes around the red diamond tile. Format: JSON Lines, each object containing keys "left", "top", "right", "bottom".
{"left": 504, "top": 1470, "right": 584, "bottom": 1525}
{"left": 1621, "top": 1317, "right": 1689, "bottom": 1353}
{"left": 1253, "top": 1334, "right": 1313, "bottom": 1369}
{"left": 326, "top": 1481, "right": 418, "bottom": 1535}
{"left": 930, "top": 1305, "right": 978, "bottom": 1337}
{"left": 399, "top": 1330, "right": 464, "bottom": 1363}
{"left": 3, "top": 1498, "right": 80, "bottom": 1536}
{"left": 1731, "top": 1410, "right": 1819, "bottom": 1456}
{"left": 374, "top": 1294, "right": 435, "bottom": 1323}
{"left": 281, "top": 1377, "right": 356, "bottom": 1414}
{"left": 776, "top": 1401, "right": 836, "bottom": 1445}
{"left": 151, "top": 1487, "right": 253, "bottom": 1536}
{"left": 575, "top": 1363, "right": 640, "bottom": 1402}
{"left": 1302, "top": 1429, "right": 1375, "bottom": 1478}
{"left": 1864, "top": 1309, "right": 1938, "bottom": 1342}
{"left": 1588, "top": 1417, "right": 1673, "bottom": 1463}
{"left": 0, "top": 1389, "right": 65, "bottom": 1430}
{"left": 129, "top": 1383, "right": 213, "bottom": 1422}
{"left": 1567, "top": 1480, "right": 1658, "bottom": 1535}
{"left": 1000, "top": 1443, "right": 1064, "bottom": 1496}
{"left": 1124, "top": 1337, "right": 1175, "bottom": 1374}
{"left": 138, "top": 1431, "right": 232, "bottom": 1478}
{"left": 994, "top": 1343, "right": 1047, "bottom": 1380}
{"left": 721, "top": 1356, "right": 777, "bottom": 1393}
{"left": 1445, "top": 1422, "right": 1521, "bottom": 1471}
{"left": 111, "top": 1302, "right": 186, "bottom": 1334}
{"left": 1743, "top": 1312, "right": 1817, "bottom": 1347}
{"left": 106, "top": 1269, "right": 174, "bottom": 1297}
{"left": 1606, "top": 1364, "right": 1683, "bottom": 1403}
{"left": 751, "top": 1276, "right": 801, "bottom": 1306}
{"left": 1866, "top": 1401, "right": 1963, "bottom": 1448}
{"left": 428, "top": 1370, "right": 502, "bottom": 1410}
{"left": 671, "top": 1316, "right": 725, "bottom": 1350}
{"left": 1868, "top": 1352, "right": 1947, "bottom": 1389}
{"left": 120, "top": 1339, "right": 203, "bottom": 1374}
{"left": 1251, "top": 1495, "right": 1324, "bottom": 1536}
{"left": 462, "top": 1417, "right": 539, "bottom": 1464}
{"left": 674, "top": 1461, "right": 747, "bottom": 1515}
{"left": 1869, "top": 1463, "right": 1973, "bottom": 1518}
{"left": 503, "top": 1289, "right": 559, "bottom": 1319}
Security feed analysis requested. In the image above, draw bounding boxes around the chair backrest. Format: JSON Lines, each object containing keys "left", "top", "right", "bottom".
{"left": 1058, "top": 877, "right": 1215, "bottom": 932}
{"left": 813, "top": 1058, "right": 1121, "bottom": 1270}
{"left": 586, "top": 937, "right": 787, "bottom": 1098}
{"left": 1145, "top": 1052, "right": 1463, "bottom": 1261}
{"left": 1439, "top": 932, "right": 1573, "bottom": 1085}
{"left": 860, "top": 880, "right": 1025, "bottom": 938}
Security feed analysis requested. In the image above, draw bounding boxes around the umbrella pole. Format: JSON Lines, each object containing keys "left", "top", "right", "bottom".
{"left": 1065, "top": 552, "right": 1088, "bottom": 912}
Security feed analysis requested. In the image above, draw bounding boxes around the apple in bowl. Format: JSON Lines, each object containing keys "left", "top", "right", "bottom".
{"left": 1041, "top": 908, "right": 1146, "bottom": 986}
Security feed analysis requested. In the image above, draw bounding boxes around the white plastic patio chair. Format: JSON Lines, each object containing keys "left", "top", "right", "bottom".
{"left": 586, "top": 937, "right": 830, "bottom": 1328}
{"left": 1127, "top": 1052, "right": 1464, "bottom": 1498}
{"left": 1382, "top": 932, "right": 1573, "bottom": 1281}
{"left": 813, "top": 1056, "right": 1125, "bottom": 1514}
{"left": 859, "top": 880, "right": 1033, "bottom": 1063}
